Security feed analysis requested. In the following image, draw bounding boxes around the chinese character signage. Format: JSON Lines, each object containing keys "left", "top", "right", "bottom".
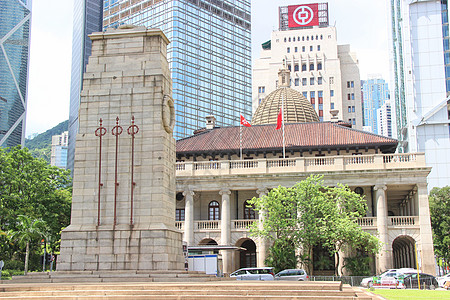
{"left": 288, "top": 4, "right": 319, "bottom": 28}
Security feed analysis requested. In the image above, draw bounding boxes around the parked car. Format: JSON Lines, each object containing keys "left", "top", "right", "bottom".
{"left": 230, "top": 267, "right": 275, "bottom": 281}
{"left": 402, "top": 273, "right": 438, "bottom": 289}
{"left": 274, "top": 269, "right": 308, "bottom": 281}
{"left": 361, "top": 268, "right": 416, "bottom": 288}
{"left": 436, "top": 272, "right": 450, "bottom": 288}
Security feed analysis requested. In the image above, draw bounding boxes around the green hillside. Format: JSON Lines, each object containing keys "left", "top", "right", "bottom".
{"left": 25, "top": 120, "right": 68, "bottom": 163}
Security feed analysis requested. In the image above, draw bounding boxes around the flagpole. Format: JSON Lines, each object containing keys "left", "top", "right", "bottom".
{"left": 240, "top": 118, "right": 243, "bottom": 160}
{"left": 282, "top": 93, "right": 286, "bottom": 158}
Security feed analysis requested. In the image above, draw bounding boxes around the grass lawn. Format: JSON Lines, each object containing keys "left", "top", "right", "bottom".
{"left": 369, "top": 289, "right": 449, "bottom": 299}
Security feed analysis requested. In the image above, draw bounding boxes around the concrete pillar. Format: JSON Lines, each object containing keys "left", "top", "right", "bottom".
{"left": 410, "top": 193, "right": 416, "bottom": 216}
{"left": 375, "top": 184, "right": 390, "bottom": 273}
{"left": 183, "top": 190, "right": 195, "bottom": 246}
{"left": 220, "top": 189, "right": 232, "bottom": 275}
{"left": 416, "top": 183, "right": 436, "bottom": 275}
{"left": 256, "top": 188, "right": 268, "bottom": 267}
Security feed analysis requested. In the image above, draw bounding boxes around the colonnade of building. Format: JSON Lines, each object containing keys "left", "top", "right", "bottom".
{"left": 178, "top": 183, "right": 435, "bottom": 275}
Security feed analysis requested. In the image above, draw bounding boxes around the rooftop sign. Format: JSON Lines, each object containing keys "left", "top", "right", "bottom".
{"left": 279, "top": 3, "right": 329, "bottom": 30}
{"left": 288, "top": 4, "right": 319, "bottom": 28}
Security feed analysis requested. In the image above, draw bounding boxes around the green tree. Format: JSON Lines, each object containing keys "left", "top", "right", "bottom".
{"left": 7, "top": 215, "right": 47, "bottom": 274}
{"left": 429, "top": 186, "right": 450, "bottom": 272}
{"left": 0, "top": 146, "right": 71, "bottom": 264}
{"left": 249, "top": 175, "right": 380, "bottom": 275}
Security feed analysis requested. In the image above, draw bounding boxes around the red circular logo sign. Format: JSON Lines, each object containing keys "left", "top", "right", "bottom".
{"left": 293, "top": 5, "right": 314, "bottom": 26}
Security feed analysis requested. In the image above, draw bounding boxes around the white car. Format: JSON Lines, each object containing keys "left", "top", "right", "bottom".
{"left": 361, "top": 268, "right": 416, "bottom": 288}
{"left": 230, "top": 267, "right": 275, "bottom": 281}
{"left": 437, "top": 273, "right": 450, "bottom": 288}
{"left": 275, "top": 269, "right": 308, "bottom": 281}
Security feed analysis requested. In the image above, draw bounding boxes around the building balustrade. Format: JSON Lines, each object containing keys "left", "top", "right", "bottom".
{"left": 176, "top": 153, "right": 426, "bottom": 177}
{"left": 175, "top": 216, "right": 419, "bottom": 233}
{"left": 389, "top": 216, "right": 418, "bottom": 227}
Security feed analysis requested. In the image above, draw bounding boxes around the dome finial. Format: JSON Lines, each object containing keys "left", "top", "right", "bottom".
{"left": 278, "top": 67, "right": 291, "bottom": 88}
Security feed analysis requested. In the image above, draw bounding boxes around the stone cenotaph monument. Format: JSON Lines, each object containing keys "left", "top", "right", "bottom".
{"left": 57, "top": 26, "right": 184, "bottom": 271}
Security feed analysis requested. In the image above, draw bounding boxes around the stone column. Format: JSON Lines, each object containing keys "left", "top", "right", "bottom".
{"left": 375, "top": 184, "right": 390, "bottom": 273}
{"left": 410, "top": 193, "right": 416, "bottom": 216}
{"left": 220, "top": 189, "right": 232, "bottom": 275}
{"left": 416, "top": 183, "right": 436, "bottom": 275}
{"left": 183, "top": 190, "right": 195, "bottom": 246}
{"left": 257, "top": 188, "right": 268, "bottom": 267}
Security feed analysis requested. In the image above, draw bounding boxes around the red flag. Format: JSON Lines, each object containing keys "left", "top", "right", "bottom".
{"left": 240, "top": 115, "right": 251, "bottom": 127}
{"left": 276, "top": 108, "right": 282, "bottom": 130}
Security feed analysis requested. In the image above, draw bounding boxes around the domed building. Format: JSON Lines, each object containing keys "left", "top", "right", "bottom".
{"left": 174, "top": 69, "right": 435, "bottom": 278}
{"left": 252, "top": 69, "right": 319, "bottom": 125}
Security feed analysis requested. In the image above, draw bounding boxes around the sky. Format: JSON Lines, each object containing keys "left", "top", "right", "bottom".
{"left": 25, "top": 0, "right": 391, "bottom": 137}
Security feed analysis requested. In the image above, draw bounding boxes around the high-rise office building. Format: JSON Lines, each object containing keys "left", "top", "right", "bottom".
{"left": 252, "top": 3, "right": 363, "bottom": 129}
{"left": 0, "top": 0, "right": 32, "bottom": 148}
{"left": 51, "top": 131, "right": 69, "bottom": 169}
{"left": 102, "top": 0, "right": 252, "bottom": 139}
{"left": 67, "top": 0, "right": 103, "bottom": 172}
{"left": 390, "top": 0, "right": 450, "bottom": 188}
{"left": 361, "top": 76, "right": 390, "bottom": 135}
{"left": 377, "top": 100, "right": 392, "bottom": 138}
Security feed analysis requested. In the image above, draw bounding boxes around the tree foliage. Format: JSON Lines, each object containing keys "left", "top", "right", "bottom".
{"left": 429, "top": 186, "right": 450, "bottom": 271}
{"left": 0, "top": 146, "right": 72, "bottom": 265}
{"left": 249, "top": 175, "right": 380, "bottom": 275}
{"left": 8, "top": 215, "right": 47, "bottom": 274}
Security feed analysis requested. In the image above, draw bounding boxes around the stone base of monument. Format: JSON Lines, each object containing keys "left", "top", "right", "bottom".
{"left": 57, "top": 226, "right": 184, "bottom": 271}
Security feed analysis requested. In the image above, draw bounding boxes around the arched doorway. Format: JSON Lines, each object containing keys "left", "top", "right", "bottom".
{"left": 236, "top": 238, "right": 257, "bottom": 268}
{"left": 392, "top": 236, "right": 416, "bottom": 269}
{"left": 199, "top": 238, "right": 219, "bottom": 254}
{"left": 313, "top": 244, "right": 335, "bottom": 275}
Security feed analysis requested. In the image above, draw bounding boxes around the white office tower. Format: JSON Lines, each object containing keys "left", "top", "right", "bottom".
{"left": 377, "top": 100, "right": 393, "bottom": 138}
{"left": 253, "top": 3, "right": 363, "bottom": 129}
{"left": 390, "top": 0, "right": 450, "bottom": 188}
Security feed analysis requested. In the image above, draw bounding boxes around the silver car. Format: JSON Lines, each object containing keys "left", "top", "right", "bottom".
{"left": 275, "top": 269, "right": 308, "bottom": 281}
{"left": 230, "top": 267, "right": 275, "bottom": 281}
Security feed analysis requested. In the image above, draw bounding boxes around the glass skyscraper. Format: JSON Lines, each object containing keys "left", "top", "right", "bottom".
{"left": 389, "top": 0, "right": 450, "bottom": 188}
{"left": 361, "top": 77, "right": 390, "bottom": 135}
{"left": 0, "top": 0, "right": 32, "bottom": 148}
{"left": 67, "top": 0, "right": 103, "bottom": 171}
{"left": 103, "top": 0, "right": 252, "bottom": 139}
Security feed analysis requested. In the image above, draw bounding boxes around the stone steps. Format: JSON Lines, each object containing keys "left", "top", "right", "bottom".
{"left": 0, "top": 281, "right": 375, "bottom": 299}
{"left": 3, "top": 271, "right": 221, "bottom": 284}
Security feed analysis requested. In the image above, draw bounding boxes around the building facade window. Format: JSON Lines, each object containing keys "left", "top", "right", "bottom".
{"left": 244, "top": 200, "right": 256, "bottom": 219}
{"left": 258, "top": 86, "right": 265, "bottom": 93}
{"left": 295, "top": 47, "right": 298, "bottom": 52}
{"left": 294, "top": 64, "right": 299, "bottom": 72}
{"left": 330, "top": 102, "right": 335, "bottom": 109}
{"left": 330, "top": 90, "right": 334, "bottom": 97}
{"left": 302, "top": 91, "right": 308, "bottom": 98}
{"left": 329, "top": 77, "right": 334, "bottom": 84}
{"left": 176, "top": 208, "right": 185, "bottom": 221}
{"left": 317, "top": 45, "right": 321, "bottom": 51}
{"left": 302, "top": 64, "right": 307, "bottom": 71}
{"left": 302, "top": 46, "right": 305, "bottom": 52}
{"left": 317, "top": 62, "right": 322, "bottom": 70}
{"left": 302, "top": 78, "right": 307, "bottom": 86}
{"left": 294, "top": 78, "right": 299, "bottom": 86}
{"left": 310, "top": 45, "right": 313, "bottom": 51}
{"left": 310, "top": 63, "right": 314, "bottom": 71}
{"left": 310, "top": 77, "right": 314, "bottom": 85}
{"left": 208, "top": 201, "right": 220, "bottom": 220}
{"left": 287, "top": 47, "right": 290, "bottom": 53}
{"left": 318, "top": 77, "right": 322, "bottom": 85}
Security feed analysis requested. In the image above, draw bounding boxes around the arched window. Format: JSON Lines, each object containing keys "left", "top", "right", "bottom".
{"left": 302, "top": 64, "right": 307, "bottom": 71}
{"left": 244, "top": 200, "right": 256, "bottom": 219}
{"left": 209, "top": 201, "right": 220, "bottom": 220}
{"left": 310, "top": 63, "right": 314, "bottom": 71}
{"left": 317, "top": 62, "right": 322, "bottom": 70}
